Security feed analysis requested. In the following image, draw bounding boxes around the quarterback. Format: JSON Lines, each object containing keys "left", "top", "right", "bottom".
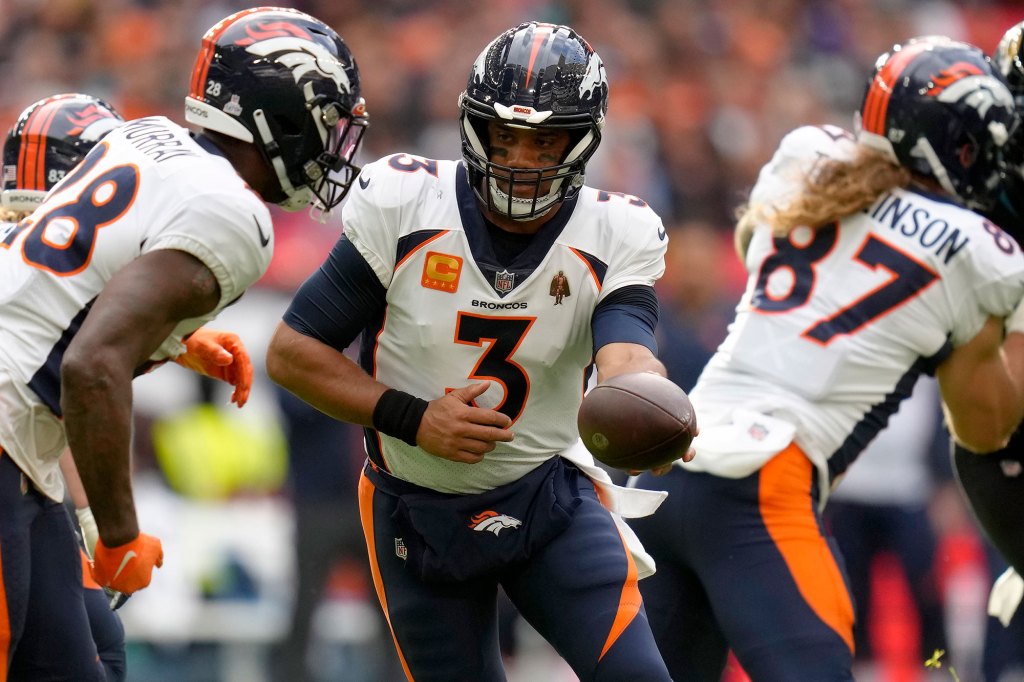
{"left": 269, "top": 21, "right": 686, "bottom": 682}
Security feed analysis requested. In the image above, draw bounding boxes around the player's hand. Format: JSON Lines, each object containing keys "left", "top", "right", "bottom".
{"left": 417, "top": 382, "right": 514, "bottom": 463}
{"left": 91, "top": 533, "right": 164, "bottom": 595}
{"left": 626, "top": 426, "right": 699, "bottom": 476}
{"left": 174, "top": 328, "right": 253, "bottom": 407}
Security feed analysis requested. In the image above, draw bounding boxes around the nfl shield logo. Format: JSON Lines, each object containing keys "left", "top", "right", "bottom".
{"left": 494, "top": 269, "right": 515, "bottom": 293}
{"left": 394, "top": 537, "right": 408, "bottom": 560}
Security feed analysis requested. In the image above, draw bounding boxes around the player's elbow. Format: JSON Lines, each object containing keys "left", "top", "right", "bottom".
{"left": 952, "top": 416, "right": 1019, "bottom": 454}
{"left": 265, "top": 332, "right": 298, "bottom": 391}
{"left": 60, "top": 346, "right": 121, "bottom": 411}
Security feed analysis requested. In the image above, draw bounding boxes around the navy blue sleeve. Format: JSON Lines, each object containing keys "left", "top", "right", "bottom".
{"left": 282, "top": 235, "right": 387, "bottom": 351}
{"left": 591, "top": 284, "right": 660, "bottom": 354}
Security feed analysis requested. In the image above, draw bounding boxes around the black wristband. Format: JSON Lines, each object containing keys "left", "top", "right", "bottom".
{"left": 372, "top": 389, "right": 429, "bottom": 446}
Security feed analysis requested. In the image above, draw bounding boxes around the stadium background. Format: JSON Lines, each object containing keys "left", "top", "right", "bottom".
{"left": 1, "top": 1, "right": 1022, "bottom": 680}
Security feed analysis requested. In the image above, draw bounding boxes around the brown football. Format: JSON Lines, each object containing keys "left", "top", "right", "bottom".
{"left": 577, "top": 372, "right": 697, "bottom": 471}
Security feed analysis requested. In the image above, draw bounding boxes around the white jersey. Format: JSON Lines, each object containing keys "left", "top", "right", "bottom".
{"left": 0, "top": 116, "right": 272, "bottom": 500}
{"left": 344, "top": 153, "right": 666, "bottom": 493}
{"left": 687, "top": 125, "right": 1024, "bottom": 499}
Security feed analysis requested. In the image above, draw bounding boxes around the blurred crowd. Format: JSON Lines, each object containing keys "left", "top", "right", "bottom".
{"left": 1, "top": 0, "right": 1020, "bottom": 234}
{"left": 3, "top": 1, "right": 1024, "bottom": 680}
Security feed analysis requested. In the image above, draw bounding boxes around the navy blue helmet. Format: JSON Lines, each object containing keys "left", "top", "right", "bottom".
{"left": 2, "top": 93, "right": 124, "bottom": 213}
{"left": 459, "top": 22, "right": 608, "bottom": 220}
{"left": 858, "top": 36, "right": 1016, "bottom": 211}
{"left": 185, "top": 7, "right": 368, "bottom": 213}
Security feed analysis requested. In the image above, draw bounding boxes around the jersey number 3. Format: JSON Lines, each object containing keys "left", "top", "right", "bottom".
{"left": 751, "top": 224, "right": 938, "bottom": 345}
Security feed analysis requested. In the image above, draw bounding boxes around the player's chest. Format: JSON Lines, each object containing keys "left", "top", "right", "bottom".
{"left": 384, "top": 233, "right": 602, "bottom": 353}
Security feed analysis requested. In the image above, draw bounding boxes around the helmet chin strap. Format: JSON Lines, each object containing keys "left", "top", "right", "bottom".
{"left": 488, "top": 180, "right": 560, "bottom": 220}
{"left": 253, "top": 109, "right": 314, "bottom": 212}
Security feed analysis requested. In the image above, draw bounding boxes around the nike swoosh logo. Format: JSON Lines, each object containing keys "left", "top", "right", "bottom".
{"left": 253, "top": 215, "right": 270, "bottom": 247}
{"left": 657, "top": 226, "right": 667, "bottom": 241}
{"left": 111, "top": 550, "right": 137, "bottom": 583}
{"left": 358, "top": 175, "right": 371, "bottom": 190}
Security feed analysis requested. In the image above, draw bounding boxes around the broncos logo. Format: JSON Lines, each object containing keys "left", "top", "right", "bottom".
{"left": 468, "top": 510, "right": 523, "bottom": 536}
{"left": 243, "top": 36, "right": 352, "bottom": 94}
{"left": 64, "top": 105, "right": 122, "bottom": 142}
{"left": 929, "top": 70, "right": 1015, "bottom": 124}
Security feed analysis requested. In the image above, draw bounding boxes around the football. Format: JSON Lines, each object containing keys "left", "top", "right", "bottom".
{"left": 577, "top": 372, "right": 697, "bottom": 471}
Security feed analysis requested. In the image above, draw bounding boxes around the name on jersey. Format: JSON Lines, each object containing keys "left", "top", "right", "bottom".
{"left": 472, "top": 300, "right": 528, "bottom": 310}
{"left": 870, "top": 193, "right": 969, "bottom": 264}
{"left": 121, "top": 119, "right": 197, "bottom": 163}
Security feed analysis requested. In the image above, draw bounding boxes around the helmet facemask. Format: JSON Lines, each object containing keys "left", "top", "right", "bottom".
{"left": 458, "top": 22, "right": 608, "bottom": 221}
{"left": 460, "top": 103, "right": 601, "bottom": 220}
{"left": 253, "top": 85, "right": 368, "bottom": 213}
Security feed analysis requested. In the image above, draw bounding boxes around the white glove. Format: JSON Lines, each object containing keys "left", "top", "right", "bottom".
{"left": 75, "top": 506, "right": 99, "bottom": 559}
{"left": 987, "top": 566, "right": 1024, "bottom": 627}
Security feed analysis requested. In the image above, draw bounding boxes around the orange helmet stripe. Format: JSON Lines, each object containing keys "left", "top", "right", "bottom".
{"left": 862, "top": 42, "right": 930, "bottom": 137}
{"left": 18, "top": 99, "right": 61, "bottom": 192}
{"left": 189, "top": 7, "right": 261, "bottom": 100}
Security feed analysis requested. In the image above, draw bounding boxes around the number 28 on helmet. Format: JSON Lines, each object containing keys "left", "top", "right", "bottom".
{"left": 185, "top": 6, "right": 368, "bottom": 213}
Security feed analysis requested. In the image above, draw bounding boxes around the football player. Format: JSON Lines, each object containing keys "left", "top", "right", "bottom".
{"left": 267, "top": 21, "right": 687, "bottom": 681}
{"left": 0, "top": 7, "right": 367, "bottom": 680}
{"left": 627, "top": 37, "right": 1024, "bottom": 681}
{"left": 953, "top": 17, "right": 1024, "bottom": 634}
{"left": 0, "top": 92, "right": 132, "bottom": 682}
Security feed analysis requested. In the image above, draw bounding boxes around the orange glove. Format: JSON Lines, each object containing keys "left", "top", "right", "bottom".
{"left": 91, "top": 533, "right": 164, "bottom": 594}
{"left": 174, "top": 328, "right": 253, "bottom": 407}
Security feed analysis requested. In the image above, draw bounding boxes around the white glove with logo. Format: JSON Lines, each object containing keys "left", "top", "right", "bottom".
{"left": 988, "top": 566, "right": 1024, "bottom": 627}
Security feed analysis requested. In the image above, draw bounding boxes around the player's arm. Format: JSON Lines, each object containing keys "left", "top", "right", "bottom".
{"left": 266, "top": 236, "right": 512, "bottom": 464}
{"left": 935, "top": 315, "right": 1024, "bottom": 453}
{"left": 62, "top": 249, "right": 218, "bottom": 588}
{"left": 592, "top": 285, "right": 666, "bottom": 382}
{"left": 591, "top": 285, "right": 694, "bottom": 472}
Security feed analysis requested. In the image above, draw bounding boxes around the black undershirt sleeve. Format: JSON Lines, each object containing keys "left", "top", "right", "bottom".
{"left": 591, "top": 284, "right": 660, "bottom": 354}
{"left": 281, "top": 235, "right": 387, "bottom": 351}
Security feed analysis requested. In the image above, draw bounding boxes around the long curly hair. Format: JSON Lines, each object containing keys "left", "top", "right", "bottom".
{"left": 735, "top": 146, "right": 911, "bottom": 259}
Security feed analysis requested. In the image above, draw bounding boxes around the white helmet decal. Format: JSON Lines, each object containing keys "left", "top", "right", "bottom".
{"left": 245, "top": 37, "right": 351, "bottom": 94}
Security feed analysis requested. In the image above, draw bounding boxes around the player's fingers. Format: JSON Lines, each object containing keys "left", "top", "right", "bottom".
{"left": 452, "top": 381, "right": 491, "bottom": 403}
{"left": 467, "top": 406, "right": 512, "bottom": 429}
{"left": 464, "top": 423, "right": 514, "bottom": 443}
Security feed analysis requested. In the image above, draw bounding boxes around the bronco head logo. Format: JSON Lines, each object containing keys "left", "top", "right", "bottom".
{"left": 468, "top": 510, "right": 523, "bottom": 536}
{"left": 243, "top": 32, "right": 353, "bottom": 93}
